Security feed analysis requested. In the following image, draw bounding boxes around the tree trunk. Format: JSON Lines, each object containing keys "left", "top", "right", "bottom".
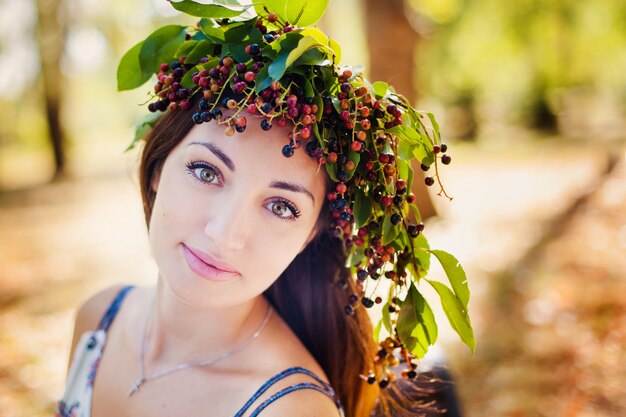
{"left": 363, "top": 0, "right": 437, "bottom": 221}
{"left": 35, "top": 0, "right": 67, "bottom": 180}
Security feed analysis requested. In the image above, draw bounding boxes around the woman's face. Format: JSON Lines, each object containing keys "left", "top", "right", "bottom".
{"left": 148, "top": 115, "right": 327, "bottom": 308}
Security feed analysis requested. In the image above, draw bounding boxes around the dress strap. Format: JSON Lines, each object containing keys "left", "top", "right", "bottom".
{"left": 234, "top": 367, "right": 344, "bottom": 417}
{"left": 96, "top": 285, "right": 135, "bottom": 332}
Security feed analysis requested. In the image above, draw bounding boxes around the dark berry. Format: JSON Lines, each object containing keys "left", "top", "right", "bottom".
{"left": 282, "top": 144, "right": 294, "bottom": 157}
{"left": 349, "top": 294, "right": 359, "bottom": 304}
{"left": 211, "top": 108, "right": 222, "bottom": 119}
{"left": 235, "top": 125, "right": 246, "bottom": 133}
{"left": 148, "top": 102, "right": 156, "bottom": 112}
{"left": 420, "top": 163, "right": 430, "bottom": 171}
{"left": 357, "top": 269, "right": 368, "bottom": 281}
{"left": 192, "top": 112, "right": 203, "bottom": 124}
{"left": 390, "top": 213, "right": 402, "bottom": 225}
{"left": 440, "top": 143, "right": 448, "bottom": 153}
{"left": 379, "top": 378, "right": 390, "bottom": 389}
{"left": 246, "top": 43, "right": 260, "bottom": 55}
{"left": 344, "top": 305, "right": 354, "bottom": 315}
{"left": 361, "top": 297, "right": 374, "bottom": 308}
{"left": 199, "top": 99, "right": 209, "bottom": 111}
{"left": 393, "top": 196, "right": 403, "bottom": 206}
{"left": 367, "top": 374, "right": 377, "bottom": 384}
{"left": 201, "top": 111, "right": 212, "bottom": 122}
{"left": 433, "top": 145, "right": 441, "bottom": 154}
{"left": 407, "top": 370, "right": 417, "bottom": 379}
{"left": 417, "top": 223, "right": 425, "bottom": 232}
{"left": 425, "top": 177, "right": 435, "bottom": 186}
{"left": 261, "top": 119, "right": 272, "bottom": 131}
{"left": 261, "top": 102, "right": 273, "bottom": 113}
{"left": 441, "top": 154, "right": 452, "bottom": 165}
{"left": 408, "top": 225, "right": 419, "bottom": 238}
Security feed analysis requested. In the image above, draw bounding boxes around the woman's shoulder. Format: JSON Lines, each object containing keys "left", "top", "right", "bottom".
{"left": 235, "top": 308, "right": 341, "bottom": 416}
{"left": 73, "top": 284, "right": 134, "bottom": 331}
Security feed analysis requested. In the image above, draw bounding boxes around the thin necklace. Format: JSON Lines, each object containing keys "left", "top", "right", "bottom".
{"left": 128, "top": 300, "right": 273, "bottom": 397}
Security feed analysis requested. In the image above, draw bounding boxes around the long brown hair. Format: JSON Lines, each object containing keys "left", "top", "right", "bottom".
{"left": 137, "top": 104, "right": 428, "bottom": 417}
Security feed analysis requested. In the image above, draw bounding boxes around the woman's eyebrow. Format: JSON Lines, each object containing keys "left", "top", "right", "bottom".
{"left": 188, "top": 141, "right": 235, "bottom": 172}
{"left": 269, "top": 181, "right": 315, "bottom": 204}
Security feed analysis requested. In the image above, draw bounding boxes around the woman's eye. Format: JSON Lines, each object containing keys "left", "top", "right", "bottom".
{"left": 268, "top": 199, "right": 301, "bottom": 222}
{"left": 186, "top": 162, "right": 220, "bottom": 184}
{"left": 196, "top": 167, "right": 217, "bottom": 182}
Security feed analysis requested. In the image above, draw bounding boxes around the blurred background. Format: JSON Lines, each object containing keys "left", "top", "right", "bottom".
{"left": 1, "top": 0, "right": 625, "bottom": 415}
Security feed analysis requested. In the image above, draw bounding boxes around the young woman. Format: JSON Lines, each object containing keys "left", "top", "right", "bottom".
{"left": 56, "top": 2, "right": 473, "bottom": 416}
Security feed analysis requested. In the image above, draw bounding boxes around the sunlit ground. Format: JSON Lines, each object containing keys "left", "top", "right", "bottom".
{"left": 1, "top": 127, "right": 624, "bottom": 415}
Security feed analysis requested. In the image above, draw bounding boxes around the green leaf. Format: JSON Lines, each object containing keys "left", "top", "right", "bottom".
{"left": 413, "top": 142, "right": 434, "bottom": 166}
{"left": 354, "top": 188, "right": 372, "bottom": 229}
{"left": 430, "top": 250, "right": 469, "bottom": 309}
{"left": 374, "top": 318, "right": 383, "bottom": 344}
{"left": 252, "top": 0, "right": 285, "bottom": 19}
{"left": 268, "top": 34, "right": 319, "bottom": 81}
{"left": 372, "top": 81, "right": 389, "bottom": 98}
{"left": 396, "top": 158, "right": 411, "bottom": 184}
{"left": 293, "top": 48, "right": 331, "bottom": 67}
{"left": 426, "top": 112, "right": 441, "bottom": 143}
{"left": 186, "top": 40, "right": 213, "bottom": 63}
{"left": 328, "top": 37, "right": 341, "bottom": 63}
{"left": 427, "top": 280, "right": 475, "bottom": 353}
{"left": 382, "top": 302, "right": 392, "bottom": 335}
{"left": 324, "top": 162, "right": 339, "bottom": 182}
{"left": 175, "top": 40, "right": 199, "bottom": 59}
{"left": 170, "top": 0, "right": 250, "bottom": 18}
{"left": 139, "top": 25, "right": 187, "bottom": 80}
{"left": 223, "top": 19, "right": 260, "bottom": 44}
{"left": 382, "top": 214, "right": 400, "bottom": 245}
{"left": 406, "top": 234, "right": 430, "bottom": 279}
{"left": 254, "top": 65, "right": 272, "bottom": 92}
{"left": 347, "top": 247, "right": 365, "bottom": 267}
{"left": 127, "top": 111, "right": 163, "bottom": 152}
{"left": 284, "top": 0, "right": 330, "bottom": 26}
{"left": 199, "top": 18, "right": 226, "bottom": 42}
{"left": 397, "top": 283, "right": 438, "bottom": 358}
{"left": 117, "top": 40, "right": 148, "bottom": 91}
{"left": 386, "top": 125, "right": 420, "bottom": 144}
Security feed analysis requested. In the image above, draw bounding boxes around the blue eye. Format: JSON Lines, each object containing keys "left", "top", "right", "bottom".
{"left": 268, "top": 199, "right": 301, "bottom": 222}
{"left": 186, "top": 161, "right": 221, "bottom": 184}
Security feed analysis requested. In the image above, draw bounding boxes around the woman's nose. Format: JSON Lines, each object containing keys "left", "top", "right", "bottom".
{"left": 203, "top": 193, "right": 250, "bottom": 252}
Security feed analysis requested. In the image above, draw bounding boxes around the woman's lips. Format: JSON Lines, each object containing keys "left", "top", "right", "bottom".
{"left": 182, "top": 244, "right": 240, "bottom": 282}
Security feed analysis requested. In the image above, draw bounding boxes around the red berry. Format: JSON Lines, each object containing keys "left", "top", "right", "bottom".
{"left": 244, "top": 71, "right": 256, "bottom": 82}
{"left": 268, "top": 12, "right": 278, "bottom": 22}
{"left": 351, "top": 140, "right": 363, "bottom": 152}
{"left": 336, "top": 182, "right": 347, "bottom": 193}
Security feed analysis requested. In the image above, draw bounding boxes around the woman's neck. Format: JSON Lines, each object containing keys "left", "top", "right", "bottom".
{"left": 140, "top": 278, "right": 270, "bottom": 370}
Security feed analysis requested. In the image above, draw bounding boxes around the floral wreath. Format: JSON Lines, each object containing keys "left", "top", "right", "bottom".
{"left": 118, "top": 0, "right": 475, "bottom": 388}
